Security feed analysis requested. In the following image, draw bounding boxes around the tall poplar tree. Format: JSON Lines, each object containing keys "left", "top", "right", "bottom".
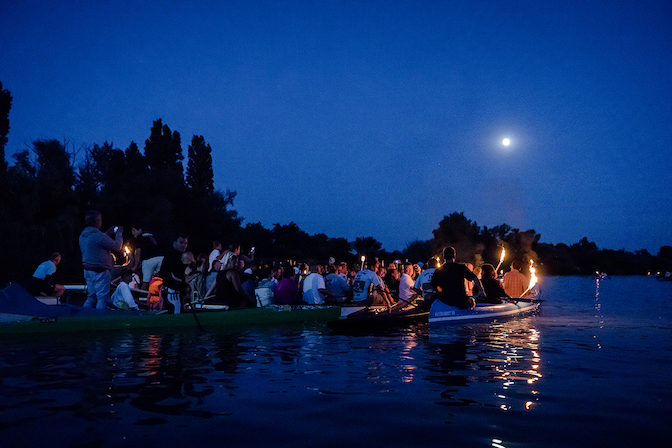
{"left": 144, "top": 118, "right": 183, "bottom": 179}
{"left": 0, "top": 81, "right": 12, "bottom": 173}
{"left": 186, "top": 135, "right": 214, "bottom": 196}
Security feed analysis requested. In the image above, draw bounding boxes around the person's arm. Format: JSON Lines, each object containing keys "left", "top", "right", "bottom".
{"left": 473, "top": 277, "right": 486, "bottom": 298}
{"left": 130, "top": 248, "right": 141, "bottom": 272}
{"left": 227, "top": 270, "right": 253, "bottom": 300}
{"left": 98, "top": 228, "right": 123, "bottom": 251}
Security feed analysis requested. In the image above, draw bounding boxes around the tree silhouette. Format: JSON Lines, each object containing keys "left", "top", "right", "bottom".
{"left": 186, "top": 135, "right": 214, "bottom": 196}
{"left": 0, "top": 81, "right": 11, "bottom": 173}
{"left": 352, "top": 237, "right": 382, "bottom": 261}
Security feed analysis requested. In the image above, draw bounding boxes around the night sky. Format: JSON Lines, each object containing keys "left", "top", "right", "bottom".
{"left": 2, "top": 0, "right": 671, "bottom": 253}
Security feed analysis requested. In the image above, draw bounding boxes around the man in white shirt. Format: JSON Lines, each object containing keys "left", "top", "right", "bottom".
{"left": 414, "top": 258, "right": 437, "bottom": 301}
{"left": 399, "top": 263, "right": 421, "bottom": 303}
{"left": 303, "top": 264, "right": 328, "bottom": 304}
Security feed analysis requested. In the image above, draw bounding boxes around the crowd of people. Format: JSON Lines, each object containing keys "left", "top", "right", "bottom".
{"left": 30, "top": 210, "right": 534, "bottom": 314}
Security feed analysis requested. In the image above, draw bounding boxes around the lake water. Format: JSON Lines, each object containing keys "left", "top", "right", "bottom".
{"left": 1, "top": 276, "right": 670, "bottom": 447}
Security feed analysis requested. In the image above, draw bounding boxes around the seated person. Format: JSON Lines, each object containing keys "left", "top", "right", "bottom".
{"left": 502, "top": 260, "right": 529, "bottom": 297}
{"left": 325, "top": 264, "right": 351, "bottom": 303}
{"left": 352, "top": 261, "right": 394, "bottom": 309}
{"left": 430, "top": 246, "right": 484, "bottom": 310}
{"left": 255, "top": 267, "right": 276, "bottom": 306}
{"left": 478, "top": 263, "right": 508, "bottom": 304}
{"left": 215, "top": 257, "right": 256, "bottom": 309}
{"left": 274, "top": 267, "right": 301, "bottom": 305}
{"left": 302, "top": 264, "right": 329, "bottom": 304}
{"left": 111, "top": 269, "right": 140, "bottom": 310}
{"left": 414, "top": 258, "right": 437, "bottom": 301}
{"left": 26, "top": 252, "right": 65, "bottom": 297}
{"left": 205, "top": 260, "right": 221, "bottom": 293}
{"left": 399, "top": 263, "right": 422, "bottom": 304}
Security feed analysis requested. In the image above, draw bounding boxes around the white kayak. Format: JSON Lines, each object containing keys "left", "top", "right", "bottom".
{"left": 428, "top": 298, "right": 541, "bottom": 324}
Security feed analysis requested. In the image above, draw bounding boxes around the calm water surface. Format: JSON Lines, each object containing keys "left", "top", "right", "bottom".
{"left": 1, "top": 276, "right": 670, "bottom": 447}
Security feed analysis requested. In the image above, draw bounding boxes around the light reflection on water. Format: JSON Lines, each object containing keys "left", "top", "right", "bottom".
{"left": 1, "top": 276, "right": 671, "bottom": 447}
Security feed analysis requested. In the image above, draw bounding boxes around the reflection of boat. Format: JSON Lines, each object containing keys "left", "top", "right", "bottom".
{"left": 0, "top": 284, "right": 340, "bottom": 335}
{"left": 429, "top": 299, "right": 541, "bottom": 325}
{"left": 326, "top": 307, "right": 429, "bottom": 333}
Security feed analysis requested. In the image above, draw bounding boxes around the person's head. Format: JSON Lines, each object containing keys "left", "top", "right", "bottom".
{"left": 119, "top": 268, "right": 133, "bottom": 284}
{"left": 196, "top": 253, "right": 208, "bottom": 266}
{"left": 181, "top": 251, "right": 195, "bottom": 265}
{"left": 465, "top": 262, "right": 474, "bottom": 272}
{"left": 229, "top": 243, "right": 241, "bottom": 255}
{"left": 309, "top": 264, "right": 320, "bottom": 274}
{"left": 413, "top": 264, "right": 422, "bottom": 277}
{"left": 283, "top": 267, "right": 295, "bottom": 279}
{"left": 482, "top": 263, "right": 497, "bottom": 279}
{"left": 131, "top": 225, "right": 142, "bottom": 237}
{"left": 85, "top": 210, "right": 102, "bottom": 229}
{"left": 49, "top": 252, "right": 62, "bottom": 265}
{"left": 213, "top": 240, "right": 222, "bottom": 251}
{"left": 212, "top": 259, "right": 222, "bottom": 272}
{"left": 369, "top": 261, "right": 380, "bottom": 271}
{"left": 427, "top": 258, "right": 437, "bottom": 269}
{"left": 404, "top": 263, "right": 414, "bottom": 276}
{"left": 173, "top": 233, "right": 188, "bottom": 253}
{"left": 511, "top": 259, "right": 524, "bottom": 271}
{"left": 443, "top": 246, "right": 456, "bottom": 261}
{"left": 339, "top": 262, "right": 348, "bottom": 274}
{"left": 388, "top": 268, "right": 400, "bottom": 280}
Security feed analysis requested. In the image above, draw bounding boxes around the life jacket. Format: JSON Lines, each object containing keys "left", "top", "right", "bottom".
{"left": 147, "top": 277, "right": 164, "bottom": 310}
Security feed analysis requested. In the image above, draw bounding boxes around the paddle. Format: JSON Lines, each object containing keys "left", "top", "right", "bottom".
{"left": 388, "top": 291, "right": 424, "bottom": 312}
{"left": 184, "top": 289, "right": 207, "bottom": 332}
{"left": 504, "top": 296, "right": 544, "bottom": 304}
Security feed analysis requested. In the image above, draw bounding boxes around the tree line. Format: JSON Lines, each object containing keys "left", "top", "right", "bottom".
{"left": 0, "top": 82, "right": 669, "bottom": 285}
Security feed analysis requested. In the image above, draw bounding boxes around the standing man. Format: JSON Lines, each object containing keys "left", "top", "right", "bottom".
{"left": 158, "top": 233, "right": 189, "bottom": 314}
{"left": 430, "top": 246, "right": 485, "bottom": 309}
{"left": 79, "top": 210, "right": 123, "bottom": 309}
{"left": 502, "top": 260, "right": 529, "bottom": 297}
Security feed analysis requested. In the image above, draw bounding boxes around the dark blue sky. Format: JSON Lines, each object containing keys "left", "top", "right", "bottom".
{"left": 2, "top": 0, "right": 671, "bottom": 253}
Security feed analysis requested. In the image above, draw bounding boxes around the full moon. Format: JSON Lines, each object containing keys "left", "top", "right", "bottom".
{"left": 502, "top": 138, "right": 511, "bottom": 146}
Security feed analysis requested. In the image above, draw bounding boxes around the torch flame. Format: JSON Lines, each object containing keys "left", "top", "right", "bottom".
{"left": 522, "top": 260, "right": 537, "bottom": 296}
{"left": 435, "top": 256, "right": 441, "bottom": 268}
{"left": 495, "top": 247, "right": 506, "bottom": 272}
{"left": 123, "top": 245, "right": 131, "bottom": 256}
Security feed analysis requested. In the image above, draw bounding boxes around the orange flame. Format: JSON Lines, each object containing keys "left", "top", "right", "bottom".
{"left": 522, "top": 260, "right": 537, "bottom": 296}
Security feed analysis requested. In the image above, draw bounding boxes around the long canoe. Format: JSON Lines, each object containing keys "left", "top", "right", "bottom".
{"left": 428, "top": 298, "right": 541, "bottom": 325}
{"left": 0, "top": 284, "right": 340, "bottom": 335}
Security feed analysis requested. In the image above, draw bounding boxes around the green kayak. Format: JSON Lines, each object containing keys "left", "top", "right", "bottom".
{"left": 0, "top": 284, "right": 340, "bottom": 335}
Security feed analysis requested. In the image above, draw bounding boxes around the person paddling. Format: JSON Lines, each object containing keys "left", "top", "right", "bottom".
{"left": 430, "top": 246, "right": 485, "bottom": 309}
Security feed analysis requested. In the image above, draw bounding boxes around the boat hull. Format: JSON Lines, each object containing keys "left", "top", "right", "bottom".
{"left": 327, "top": 308, "right": 429, "bottom": 333}
{"left": 0, "top": 305, "right": 341, "bottom": 335}
{"left": 428, "top": 299, "right": 541, "bottom": 324}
